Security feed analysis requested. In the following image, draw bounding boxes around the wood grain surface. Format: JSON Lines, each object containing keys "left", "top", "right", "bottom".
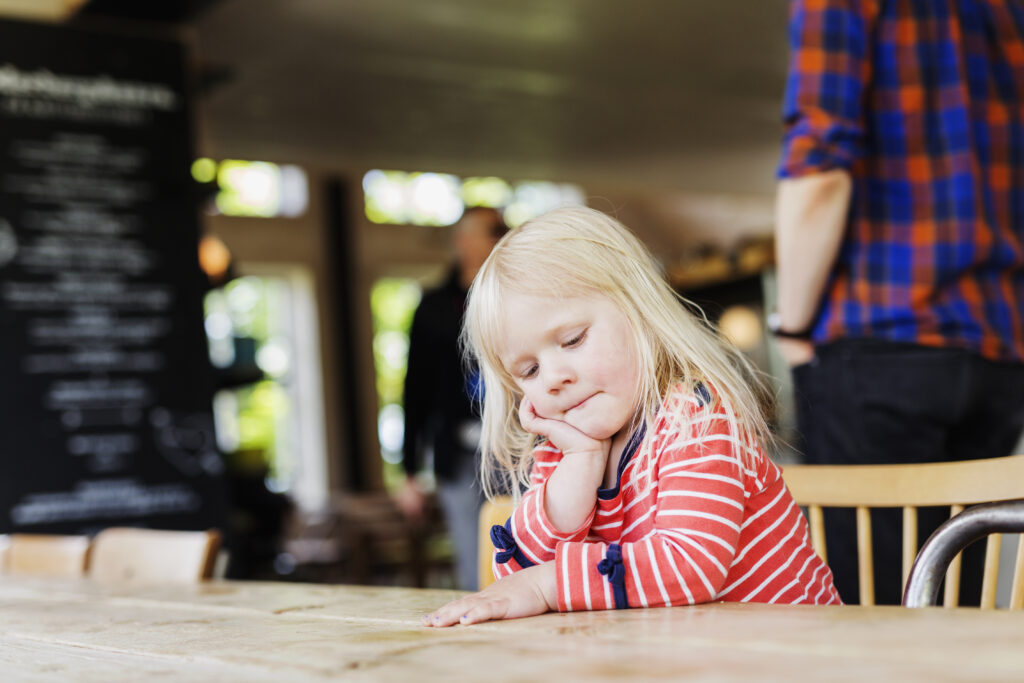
{"left": 1, "top": 578, "right": 1023, "bottom": 681}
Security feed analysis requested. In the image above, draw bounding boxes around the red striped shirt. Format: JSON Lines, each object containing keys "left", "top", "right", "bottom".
{"left": 493, "top": 387, "right": 841, "bottom": 610}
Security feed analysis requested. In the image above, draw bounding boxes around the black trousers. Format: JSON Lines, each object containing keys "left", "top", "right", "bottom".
{"left": 792, "top": 340, "right": 1024, "bottom": 605}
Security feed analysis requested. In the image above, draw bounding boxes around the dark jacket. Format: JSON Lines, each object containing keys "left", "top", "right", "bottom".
{"left": 401, "top": 267, "right": 479, "bottom": 480}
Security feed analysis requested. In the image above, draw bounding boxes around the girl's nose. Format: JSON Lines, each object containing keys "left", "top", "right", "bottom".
{"left": 543, "top": 363, "right": 574, "bottom": 394}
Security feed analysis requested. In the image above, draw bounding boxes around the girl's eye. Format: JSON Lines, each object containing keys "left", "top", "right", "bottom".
{"left": 564, "top": 329, "right": 588, "bottom": 348}
{"left": 520, "top": 364, "right": 538, "bottom": 380}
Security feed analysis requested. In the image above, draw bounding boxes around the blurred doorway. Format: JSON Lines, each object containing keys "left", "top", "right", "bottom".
{"left": 205, "top": 267, "right": 328, "bottom": 511}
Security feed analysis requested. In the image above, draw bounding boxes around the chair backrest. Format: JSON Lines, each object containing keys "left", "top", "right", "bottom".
{"left": 3, "top": 534, "right": 91, "bottom": 578}
{"left": 88, "top": 528, "right": 222, "bottom": 584}
{"left": 783, "top": 454, "right": 1024, "bottom": 608}
{"left": 478, "top": 495, "right": 515, "bottom": 589}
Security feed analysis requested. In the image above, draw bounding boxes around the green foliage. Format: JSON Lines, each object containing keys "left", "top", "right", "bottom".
{"left": 370, "top": 278, "right": 421, "bottom": 408}
{"left": 204, "top": 275, "right": 294, "bottom": 487}
{"left": 223, "top": 276, "right": 271, "bottom": 340}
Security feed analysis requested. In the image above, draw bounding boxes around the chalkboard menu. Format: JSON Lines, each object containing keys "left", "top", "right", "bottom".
{"left": 0, "top": 19, "right": 225, "bottom": 533}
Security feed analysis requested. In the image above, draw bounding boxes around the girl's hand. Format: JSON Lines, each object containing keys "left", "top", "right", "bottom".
{"left": 519, "top": 398, "right": 609, "bottom": 461}
{"left": 422, "top": 562, "right": 558, "bottom": 627}
{"left": 520, "top": 397, "right": 608, "bottom": 532}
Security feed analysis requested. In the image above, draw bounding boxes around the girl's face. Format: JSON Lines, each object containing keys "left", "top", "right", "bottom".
{"left": 497, "top": 291, "right": 641, "bottom": 443}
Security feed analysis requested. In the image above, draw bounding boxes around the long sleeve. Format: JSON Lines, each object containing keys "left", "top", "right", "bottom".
{"left": 555, "top": 408, "right": 750, "bottom": 611}
{"left": 778, "top": 0, "right": 880, "bottom": 178}
{"left": 491, "top": 441, "right": 595, "bottom": 580}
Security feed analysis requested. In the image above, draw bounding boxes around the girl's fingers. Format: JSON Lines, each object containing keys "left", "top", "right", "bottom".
{"left": 422, "top": 608, "right": 458, "bottom": 627}
{"left": 518, "top": 397, "right": 605, "bottom": 457}
{"left": 520, "top": 398, "right": 533, "bottom": 417}
{"left": 422, "top": 597, "right": 475, "bottom": 627}
{"left": 518, "top": 398, "right": 538, "bottom": 431}
{"left": 519, "top": 398, "right": 559, "bottom": 438}
{"left": 459, "top": 599, "right": 503, "bottom": 625}
{"left": 422, "top": 594, "right": 509, "bottom": 628}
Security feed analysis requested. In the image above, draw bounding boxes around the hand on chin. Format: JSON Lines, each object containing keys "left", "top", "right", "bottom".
{"left": 520, "top": 398, "right": 610, "bottom": 459}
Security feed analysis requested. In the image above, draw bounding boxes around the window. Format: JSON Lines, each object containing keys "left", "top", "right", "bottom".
{"left": 192, "top": 158, "right": 309, "bottom": 218}
{"left": 369, "top": 277, "right": 422, "bottom": 490}
{"left": 205, "top": 268, "right": 327, "bottom": 509}
{"left": 362, "top": 169, "right": 584, "bottom": 228}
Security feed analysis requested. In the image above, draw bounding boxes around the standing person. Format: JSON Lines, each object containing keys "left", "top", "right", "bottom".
{"left": 774, "top": 0, "right": 1024, "bottom": 604}
{"left": 396, "top": 206, "right": 508, "bottom": 591}
{"left": 423, "top": 207, "right": 839, "bottom": 628}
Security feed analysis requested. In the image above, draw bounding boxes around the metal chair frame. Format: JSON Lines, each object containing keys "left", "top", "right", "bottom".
{"left": 903, "top": 499, "right": 1024, "bottom": 608}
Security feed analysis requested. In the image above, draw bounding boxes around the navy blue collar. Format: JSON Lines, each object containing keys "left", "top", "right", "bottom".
{"left": 596, "top": 423, "right": 646, "bottom": 500}
{"left": 591, "top": 383, "right": 709, "bottom": 501}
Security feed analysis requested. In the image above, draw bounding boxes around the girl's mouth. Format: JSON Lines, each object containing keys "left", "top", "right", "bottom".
{"left": 568, "top": 394, "right": 594, "bottom": 412}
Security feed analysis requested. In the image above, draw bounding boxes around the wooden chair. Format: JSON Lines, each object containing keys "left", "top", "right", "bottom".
{"left": 783, "top": 454, "right": 1024, "bottom": 608}
{"left": 88, "top": 528, "right": 222, "bottom": 584}
{"left": 478, "top": 495, "right": 515, "bottom": 589}
{"left": 2, "top": 534, "right": 91, "bottom": 578}
{"left": 329, "top": 492, "right": 453, "bottom": 588}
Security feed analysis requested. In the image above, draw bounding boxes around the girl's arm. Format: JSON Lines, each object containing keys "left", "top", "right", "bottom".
{"left": 488, "top": 445, "right": 599, "bottom": 580}
{"left": 519, "top": 398, "right": 608, "bottom": 532}
{"left": 438, "top": 410, "right": 748, "bottom": 626}
{"left": 423, "top": 561, "right": 557, "bottom": 627}
{"left": 554, "top": 407, "right": 753, "bottom": 611}
{"left": 488, "top": 400, "right": 607, "bottom": 579}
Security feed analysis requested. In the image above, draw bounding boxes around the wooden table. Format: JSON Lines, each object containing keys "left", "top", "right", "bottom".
{"left": 1, "top": 578, "right": 1023, "bottom": 681}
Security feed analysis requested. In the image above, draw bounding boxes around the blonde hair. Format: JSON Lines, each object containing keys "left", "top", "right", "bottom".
{"left": 463, "top": 206, "right": 774, "bottom": 500}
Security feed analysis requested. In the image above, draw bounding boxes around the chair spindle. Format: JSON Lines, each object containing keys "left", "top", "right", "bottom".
{"left": 1010, "top": 535, "right": 1024, "bottom": 610}
{"left": 808, "top": 505, "right": 826, "bottom": 563}
{"left": 902, "top": 506, "right": 917, "bottom": 589}
{"left": 856, "top": 506, "right": 874, "bottom": 605}
{"left": 980, "top": 533, "right": 1002, "bottom": 609}
{"left": 943, "top": 504, "right": 965, "bottom": 608}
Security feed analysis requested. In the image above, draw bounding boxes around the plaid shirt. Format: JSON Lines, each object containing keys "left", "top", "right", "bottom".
{"left": 778, "top": 0, "right": 1024, "bottom": 362}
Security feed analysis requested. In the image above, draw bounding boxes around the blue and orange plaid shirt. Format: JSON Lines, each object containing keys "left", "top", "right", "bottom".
{"left": 778, "top": 0, "right": 1024, "bottom": 362}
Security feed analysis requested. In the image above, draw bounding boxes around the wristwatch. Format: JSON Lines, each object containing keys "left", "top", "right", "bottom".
{"left": 766, "top": 312, "right": 814, "bottom": 340}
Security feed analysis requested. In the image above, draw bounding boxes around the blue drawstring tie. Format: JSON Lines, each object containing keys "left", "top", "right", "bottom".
{"left": 490, "top": 523, "right": 517, "bottom": 564}
{"left": 596, "top": 544, "right": 624, "bottom": 581}
{"left": 597, "top": 544, "right": 629, "bottom": 609}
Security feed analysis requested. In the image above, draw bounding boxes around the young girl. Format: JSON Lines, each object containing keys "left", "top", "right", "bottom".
{"left": 423, "top": 207, "right": 839, "bottom": 627}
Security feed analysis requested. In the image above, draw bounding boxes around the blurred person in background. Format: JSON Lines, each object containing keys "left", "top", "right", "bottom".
{"left": 773, "top": 0, "right": 1024, "bottom": 604}
{"left": 395, "top": 207, "right": 509, "bottom": 590}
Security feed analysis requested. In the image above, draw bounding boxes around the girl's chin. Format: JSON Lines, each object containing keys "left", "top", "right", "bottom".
{"left": 567, "top": 420, "right": 619, "bottom": 442}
